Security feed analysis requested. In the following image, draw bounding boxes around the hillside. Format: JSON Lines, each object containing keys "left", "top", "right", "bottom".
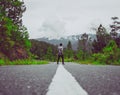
{"left": 30, "top": 39, "right": 57, "bottom": 60}
{"left": 35, "top": 34, "right": 96, "bottom": 50}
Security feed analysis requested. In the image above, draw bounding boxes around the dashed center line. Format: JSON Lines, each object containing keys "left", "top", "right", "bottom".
{"left": 46, "top": 64, "right": 88, "bottom": 95}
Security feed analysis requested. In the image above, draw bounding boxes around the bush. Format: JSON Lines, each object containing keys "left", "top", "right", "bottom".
{"left": 92, "top": 53, "right": 108, "bottom": 64}
{"left": 0, "top": 59, "right": 5, "bottom": 65}
{"left": 64, "top": 58, "right": 74, "bottom": 62}
{"left": 103, "top": 40, "right": 120, "bottom": 64}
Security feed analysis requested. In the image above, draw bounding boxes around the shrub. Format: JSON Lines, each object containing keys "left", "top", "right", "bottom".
{"left": 0, "top": 59, "right": 5, "bottom": 65}
{"left": 92, "top": 53, "right": 107, "bottom": 64}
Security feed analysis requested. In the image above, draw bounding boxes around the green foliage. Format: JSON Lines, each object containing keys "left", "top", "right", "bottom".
{"left": 0, "top": 0, "right": 31, "bottom": 60}
{"left": 76, "top": 59, "right": 93, "bottom": 65}
{"left": 24, "top": 39, "right": 31, "bottom": 49}
{"left": 64, "top": 58, "right": 74, "bottom": 62}
{"left": 0, "top": 59, "right": 5, "bottom": 65}
{"left": 30, "top": 39, "right": 57, "bottom": 61}
{"left": 44, "top": 47, "right": 54, "bottom": 61}
{"left": 103, "top": 40, "right": 120, "bottom": 64}
{"left": 92, "top": 40, "right": 120, "bottom": 65}
{"left": 9, "top": 60, "right": 48, "bottom": 65}
{"left": 13, "top": 1, "right": 22, "bottom": 6}
{"left": 76, "top": 50, "right": 84, "bottom": 60}
{"left": 103, "top": 40, "right": 117, "bottom": 52}
{"left": 0, "top": 17, "right": 16, "bottom": 49}
{"left": 92, "top": 24, "right": 110, "bottom": 53}
{"left": 64, "top": 41, "right": 74, "bottom": 59}
{"left": 92, "top": 53, "right": 108, "bottom": 64}
{"left": 0, "top": 59, "right": 48, "bottom": 65}
{"left": 64, "top": 49, "right": 74, "bottom": 59}
{"left": 76, "top": 49, "right": 91, "bottom": 60}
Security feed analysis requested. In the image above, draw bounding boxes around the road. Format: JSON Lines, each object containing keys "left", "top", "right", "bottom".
{"left": 0, "top": 63, "right": 58, "bottom": 95}
{"left": 64, "top": 63, "right": 120, "bottom": 95}
{"left": 0, "top": 62, "right": 120, "bottom": 95}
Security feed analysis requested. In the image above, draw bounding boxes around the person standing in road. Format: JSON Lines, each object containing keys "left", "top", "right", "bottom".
{"left": 57, "top": 43, "right": 64, "bottom": 65}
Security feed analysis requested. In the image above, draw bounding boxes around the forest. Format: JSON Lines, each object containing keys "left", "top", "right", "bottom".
{"left": 0, "top": 0, "right": 120, "bottom": 65}
{"left": 30, "top": 17, "right": 120, "bottom": 65}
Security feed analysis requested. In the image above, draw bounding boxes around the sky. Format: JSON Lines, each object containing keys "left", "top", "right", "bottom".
{"left": 22, "top": 0, "right": 120, "bottom": 39}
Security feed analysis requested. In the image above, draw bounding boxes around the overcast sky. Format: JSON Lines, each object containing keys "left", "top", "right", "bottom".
{"left": 22, "top": 0, "right": 120, "bottom": 39}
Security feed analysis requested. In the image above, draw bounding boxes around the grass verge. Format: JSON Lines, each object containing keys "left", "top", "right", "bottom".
{"left": 0, "top": 59, "right": 49, "bottom": 66}
{"left": 74, "top": 59, "right": 106, "bottom": 65}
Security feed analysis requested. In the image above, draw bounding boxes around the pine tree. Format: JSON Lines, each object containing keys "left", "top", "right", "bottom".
{"left": 77, "top": 33, "right": 92, "bottom": 60}
{"left": 92, "top": 24, "right": 110, "bottom": 53}
{"left": 65, "top": 41, "right": 73, "bottom": 59}
{"left": 67, "top": 41, "right": 72, "bottom": 50}
{"left": 110, "top": 17, "right": 120, "bottom": 48}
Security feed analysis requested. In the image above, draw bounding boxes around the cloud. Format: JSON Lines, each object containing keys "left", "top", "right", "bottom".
{"left": 23, "top": 0, "right": 120, "bottom": 39}
{"left": 39, "top": 19, "right": 66, "bottom": 39}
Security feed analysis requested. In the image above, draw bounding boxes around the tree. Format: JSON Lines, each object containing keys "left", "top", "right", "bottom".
{"left": 110, "top": 17, "right": 120, "bottom": 39}
{"left": 67, "top": 41, "right": 72, "bottom": 50}
{"left": 81, "top": 33, "right": 88, "bottom": 52}
{"left": 64, "top": 41, "right": 74, "bottom": 59}
{"left": 93, "top": 40, "right": 120, "bottom": 65}
{"left": 92, "top": 24, "right": 110, "bottom": 53}
{"left": 0, "top": 0, "right": 30, "bottom": 60}
{"left": 45, "top": 47, "right": 54, "bottom": 61}
{"left": 103, "top": 40, "right": 120, "bottom": 64}
{"left": 77, "top": 33, "right": 91, "bottom": 60}
{"left": 0, "top": 0, "right": 26, "bottom": 26}
{"left": 76, "top": 49, "right": 84, "bottom": 60}
{"left": 110, "top": 17, "right": 120, "bottom": 48}
{"left": 30, "top": 40, "right": 57, "bottom": 60}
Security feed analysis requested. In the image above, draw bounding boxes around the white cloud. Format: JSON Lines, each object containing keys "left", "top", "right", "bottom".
{"left": 23, "top": 0, "right": 120, "bottom": 39}
{"left": 39, "top": 19, "right": 66, "bottom": 39}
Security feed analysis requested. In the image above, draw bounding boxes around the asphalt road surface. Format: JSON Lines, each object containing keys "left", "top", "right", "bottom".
{"left": 0, "top": 63, "right": 58, "bottom": 95}
{"left": 0, "top": 62, "right": 120, "bottom": 95}
{"left": 64, "top": 63, "right": 120, "bottom": 95}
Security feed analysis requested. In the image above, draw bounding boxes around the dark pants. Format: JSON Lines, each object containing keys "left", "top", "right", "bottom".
{"left": 57, "top": 54, "right": 64, "bottom": 64}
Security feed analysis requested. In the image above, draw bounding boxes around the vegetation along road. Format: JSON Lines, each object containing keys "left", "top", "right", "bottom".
{"left": 0, "top": 62, "right": 120, "bottom": 95}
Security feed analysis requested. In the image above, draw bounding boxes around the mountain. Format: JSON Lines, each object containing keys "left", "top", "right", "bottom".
{"left": 35, "top": 34, "right": 96, "bottom": 50}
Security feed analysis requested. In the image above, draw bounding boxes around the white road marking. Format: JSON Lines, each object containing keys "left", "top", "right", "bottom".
{"left": 46, "top": 64, "right": 88, "bottom": 95}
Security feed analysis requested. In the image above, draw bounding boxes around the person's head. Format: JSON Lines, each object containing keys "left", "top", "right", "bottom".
{"left": 60, "top": 43, "right": 62, "bottom": 46}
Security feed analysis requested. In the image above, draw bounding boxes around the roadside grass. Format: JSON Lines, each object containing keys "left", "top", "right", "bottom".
{"left": 75, "top": 60, "right": 92, "bottom": 65}
{"left": 58, "top": 56, "right": 120, "bottom": 65}
{"left": 74, "top": 59, "right": 106, "bottom": 65}
{"left": 1, "top": 58, "right": 120, "bottom": 66}
{"left": 64, "top": 58, "right": 74, "bottom": 62}
{"left": 0, "top": 59, "right": 49, "bottom": 66}
{"left": 91, "top": 61, "right": 106, "bottom": 65}
{"left": 0, "top": 59, "right": 5, "bottom": 65}
{"left": 75, "top": 60, "right": 120, "bottom": 65}
{"left": 47, "top": 57, "right": 120, "bottom": 65}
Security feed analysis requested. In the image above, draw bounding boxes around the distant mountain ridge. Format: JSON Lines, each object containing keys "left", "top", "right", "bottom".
{"left": 35, "top": 34, "right": 96, "bottom": 50}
